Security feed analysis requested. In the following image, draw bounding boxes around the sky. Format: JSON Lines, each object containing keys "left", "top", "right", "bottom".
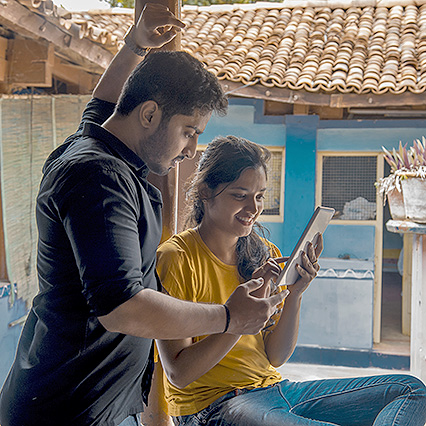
{"left": 53, "top": 0, "right": 111, "bottom": 11}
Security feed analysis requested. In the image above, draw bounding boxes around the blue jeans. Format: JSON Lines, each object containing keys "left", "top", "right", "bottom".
{"left": 174, "top": 374, "right": 426, "bottom": 425}
{"left": 118, "top": 414, "right": 141, "bottom": 426}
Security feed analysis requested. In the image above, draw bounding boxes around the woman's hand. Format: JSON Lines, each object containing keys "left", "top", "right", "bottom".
{"left": 251, "top": 257, "right": 288, "bottom": 298}
{"left": 290, "top": 233, "right": 324, "bottom": 297}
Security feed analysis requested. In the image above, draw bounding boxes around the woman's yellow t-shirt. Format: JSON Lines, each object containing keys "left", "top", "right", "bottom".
{"left": 156, "top": 228, "right": 283, "bottom": 417}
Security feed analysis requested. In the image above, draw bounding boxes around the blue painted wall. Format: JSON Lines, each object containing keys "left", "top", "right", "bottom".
{"left": 318, "top": 120, "right": 426, "bottom": 152}
{"left": 200, "top": 98, "right": 286, "bottom": 148}
{"left": 0, "top": 286, "right": 26, "bottom": 388}
{"left": 282, "top": 115, "right": 319, "bottom": 255}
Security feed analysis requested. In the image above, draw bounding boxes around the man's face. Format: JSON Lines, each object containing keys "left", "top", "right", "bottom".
{"left": 141, "top": 110, "right": 212, "bottom": 176}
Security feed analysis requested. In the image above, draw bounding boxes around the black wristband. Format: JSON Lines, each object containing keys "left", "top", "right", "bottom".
{"left": 222, "top": 305, "right": 230, "bottom": 333}
{"left": 124, "top": 25, "right": 149, "bottom": 57}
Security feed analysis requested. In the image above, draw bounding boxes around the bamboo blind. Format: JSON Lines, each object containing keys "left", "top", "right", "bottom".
{"left": 0, "top": 94, "right": 90, "bottom": 307}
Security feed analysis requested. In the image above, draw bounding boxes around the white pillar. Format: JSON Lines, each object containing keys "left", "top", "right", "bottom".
{"left": 411, "top": 234, "right": 426, "bottom": 382}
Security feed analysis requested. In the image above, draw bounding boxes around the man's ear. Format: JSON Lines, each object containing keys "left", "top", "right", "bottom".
{"left": 139, "top": 101, "right": 161, "bottom": 129}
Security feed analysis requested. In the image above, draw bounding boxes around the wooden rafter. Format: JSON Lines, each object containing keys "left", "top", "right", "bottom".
{"left": 222, "top": 81, "right": 426, "bottom": 109}
{"left": 0, "top": 0, "right": 112, "bottom": 71}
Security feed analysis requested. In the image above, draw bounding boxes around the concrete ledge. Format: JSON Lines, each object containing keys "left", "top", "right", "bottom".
{"left": 288, "top": 345, "right": 410, "bottom": 371}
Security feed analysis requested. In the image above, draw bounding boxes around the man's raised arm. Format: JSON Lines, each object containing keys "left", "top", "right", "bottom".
{"left": 92, "top": 2, "right": 185, "bottom": 103}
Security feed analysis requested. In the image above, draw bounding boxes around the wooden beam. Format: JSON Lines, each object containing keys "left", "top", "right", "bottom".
{"left": 0, "top": 36, "right": 9, "bottom": 82}
{"left": 8, "top": 38, "right": 53, "bottom": 87}
{"left": 52, "top": 56, "right": 98, "bottom": 94}
{"left": 222, "top": 81, "right": 426, "bottom": 108}
{"left": 311, "top": 105, "right": 344, "bottom": 119}
{"left": 0, "top": 0, "right": 113, "bottom": 70}
{"left": 293, "top": 104, "right": 309, "bottom": 115}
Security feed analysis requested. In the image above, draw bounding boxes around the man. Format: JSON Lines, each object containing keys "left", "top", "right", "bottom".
{"left": 0, "top": 3, "right": 285, "bottom": 426}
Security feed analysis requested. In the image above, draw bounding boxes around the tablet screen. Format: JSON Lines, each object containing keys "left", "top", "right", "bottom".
{"left": 275, "top": 206, "right": 335, "bottom": 286}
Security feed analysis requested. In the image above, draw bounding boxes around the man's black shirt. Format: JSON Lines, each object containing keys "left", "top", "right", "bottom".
{"left": 0, "top": 99, "right": 163, "bottom": 426}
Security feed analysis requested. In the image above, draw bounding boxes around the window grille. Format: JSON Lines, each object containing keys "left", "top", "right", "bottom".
{"left": 262, "top": 150, "right": 283, "bottom": 217}
{"left": 321, "top": 155, "right": 377, "bottom": 220}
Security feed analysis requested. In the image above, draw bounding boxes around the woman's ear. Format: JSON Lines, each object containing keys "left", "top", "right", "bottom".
{"left": 198, "top": 184, "right": 211, "bottom": 202}
{"left": 139, "top": 101, "right": 161, "bottom": 129}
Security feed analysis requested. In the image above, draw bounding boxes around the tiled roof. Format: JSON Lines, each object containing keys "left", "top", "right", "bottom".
{"left": 18, "top": 0, "right": 426, "bottom": 96}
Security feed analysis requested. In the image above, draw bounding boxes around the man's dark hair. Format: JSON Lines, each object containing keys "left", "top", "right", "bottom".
{"left": 116, "top": 51, "right": 228, "bottom": 121}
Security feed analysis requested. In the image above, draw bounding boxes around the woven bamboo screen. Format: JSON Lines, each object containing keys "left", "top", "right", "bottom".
{"left": 0, "top": 94, "right": 90, "bottom": 307}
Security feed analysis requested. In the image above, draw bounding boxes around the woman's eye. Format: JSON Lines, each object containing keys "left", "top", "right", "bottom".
{"left": 233, "top": 194, "right": 245, "bottom": 200}
{"left": 257, "top": 194, "right": 266, "bottom": 200}
{"left": 185, "top": 133, "right": 195, "bottom": 139}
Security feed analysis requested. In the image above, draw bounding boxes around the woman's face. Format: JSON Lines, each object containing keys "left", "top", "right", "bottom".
{"left": 203, "top": 166, "right": 267, "bottom": 239}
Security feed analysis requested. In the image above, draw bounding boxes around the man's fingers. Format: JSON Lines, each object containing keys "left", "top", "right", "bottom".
{"left": 245, "top": 278, "right": 264, "bottom": 293}
{"left": 266, "top": 289, "right": 287, "bottom": 306}
{"left": 274, "top": 256, "right": 289, "bottom": 264}
{"left": 147, "top": 9, "right": 186, "bottom": 31}
{"left": 155, "top": 28, "right": 180, "bottom": 45}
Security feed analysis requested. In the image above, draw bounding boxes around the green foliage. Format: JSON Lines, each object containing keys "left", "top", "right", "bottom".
{"left": 101, "top": 0, "right": 282, "bottom": 7}
{"left": 102, "top": 0, "right": 134, "bottom": 7}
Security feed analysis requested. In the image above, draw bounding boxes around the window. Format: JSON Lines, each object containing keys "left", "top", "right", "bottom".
{"left": 259, "top": 148, "right": 284, "bottom": 222}
{"left": 318, "top": 154, "right": 378, "bottom": 221}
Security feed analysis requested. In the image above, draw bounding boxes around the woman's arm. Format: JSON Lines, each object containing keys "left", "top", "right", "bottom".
{"left": 141, "top": 362, "right": 174, "bottom": 426}
{"left": 264, "top": 235, "right": 323, "bottom": 367}
{"left": 156, "top": 333, "right": 241, "bottom": 389}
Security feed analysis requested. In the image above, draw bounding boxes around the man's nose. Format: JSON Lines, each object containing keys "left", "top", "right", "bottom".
{"left": 183, "top": 136, "right": 198, "bottom": 159}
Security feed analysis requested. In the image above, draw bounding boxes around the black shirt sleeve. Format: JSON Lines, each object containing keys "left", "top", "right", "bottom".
{"left": 59, "top": 163, "right": 146, "bottom": 316}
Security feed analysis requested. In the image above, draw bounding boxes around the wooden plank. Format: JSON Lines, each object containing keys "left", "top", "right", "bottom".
{"left": 293, "top": 104, "right": 310, "bottom": 115}
{"left": 221, "top": 81, "right": 426, "bottom": 108}
{"left": 52, "top": 56, "right": 97, "bottom": 94}
{"left": 0, "top": 0, "right": 112, "bottom": 70}
{"left": 311, "top": 105, "right": 344, "bottom": 119}
{"left": 8, "top": 39, "right": 53, "bottom": 86}
{"left": 0, "top": 58, "right": 8, "bottom": 83}
{"left": 0, "top": 37, "right": 8, "bottom": 59}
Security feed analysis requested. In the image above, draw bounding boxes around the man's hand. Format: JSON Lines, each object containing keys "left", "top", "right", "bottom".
{"left": 132, "top": 3, "right": 186, "bottom": 49}
{"left": 251, "top": 257, "right": 288, "bottom": 298}
{"left": 224, "top": 279, "right": 287, "bottom": 335}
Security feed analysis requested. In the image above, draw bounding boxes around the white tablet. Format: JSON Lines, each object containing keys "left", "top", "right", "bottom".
{"left": 275, "top": 206, "right": 335, "bottom": 286}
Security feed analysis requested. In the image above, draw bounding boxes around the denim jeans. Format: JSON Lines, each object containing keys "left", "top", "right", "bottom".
{"left": 118, "top": 414, "right": 141, "bottom": 426}
{"left": 174, "top": 374, "right": 426, "bottom": 425}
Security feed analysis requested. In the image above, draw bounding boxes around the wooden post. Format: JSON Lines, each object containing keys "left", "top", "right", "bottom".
{"left": 140, "top": 1, "right": 181, "bottom": 425}
{"left": 411, "top": 234, "right": 426, "bottom": 382}
{"left": 386, "top": 220, "right": 426, "bottom": 384}
{"left": 402, "top": 234, "right": 413, "bottom": 336}
{"left": 145, "top": 0, "right": 181, "bottom": 242}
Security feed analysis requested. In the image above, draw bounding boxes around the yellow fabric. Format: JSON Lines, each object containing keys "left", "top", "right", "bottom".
{"left": 156, "top": 228, "right": 283, "bottom": 417}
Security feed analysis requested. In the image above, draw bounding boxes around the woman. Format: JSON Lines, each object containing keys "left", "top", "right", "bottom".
{"left": 156, "top": 135, "right": 426, "bottom": 426}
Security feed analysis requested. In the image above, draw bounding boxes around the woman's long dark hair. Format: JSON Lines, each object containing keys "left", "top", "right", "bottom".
{"left": 185, "top": 135, "right": 272, "bottom": 280}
